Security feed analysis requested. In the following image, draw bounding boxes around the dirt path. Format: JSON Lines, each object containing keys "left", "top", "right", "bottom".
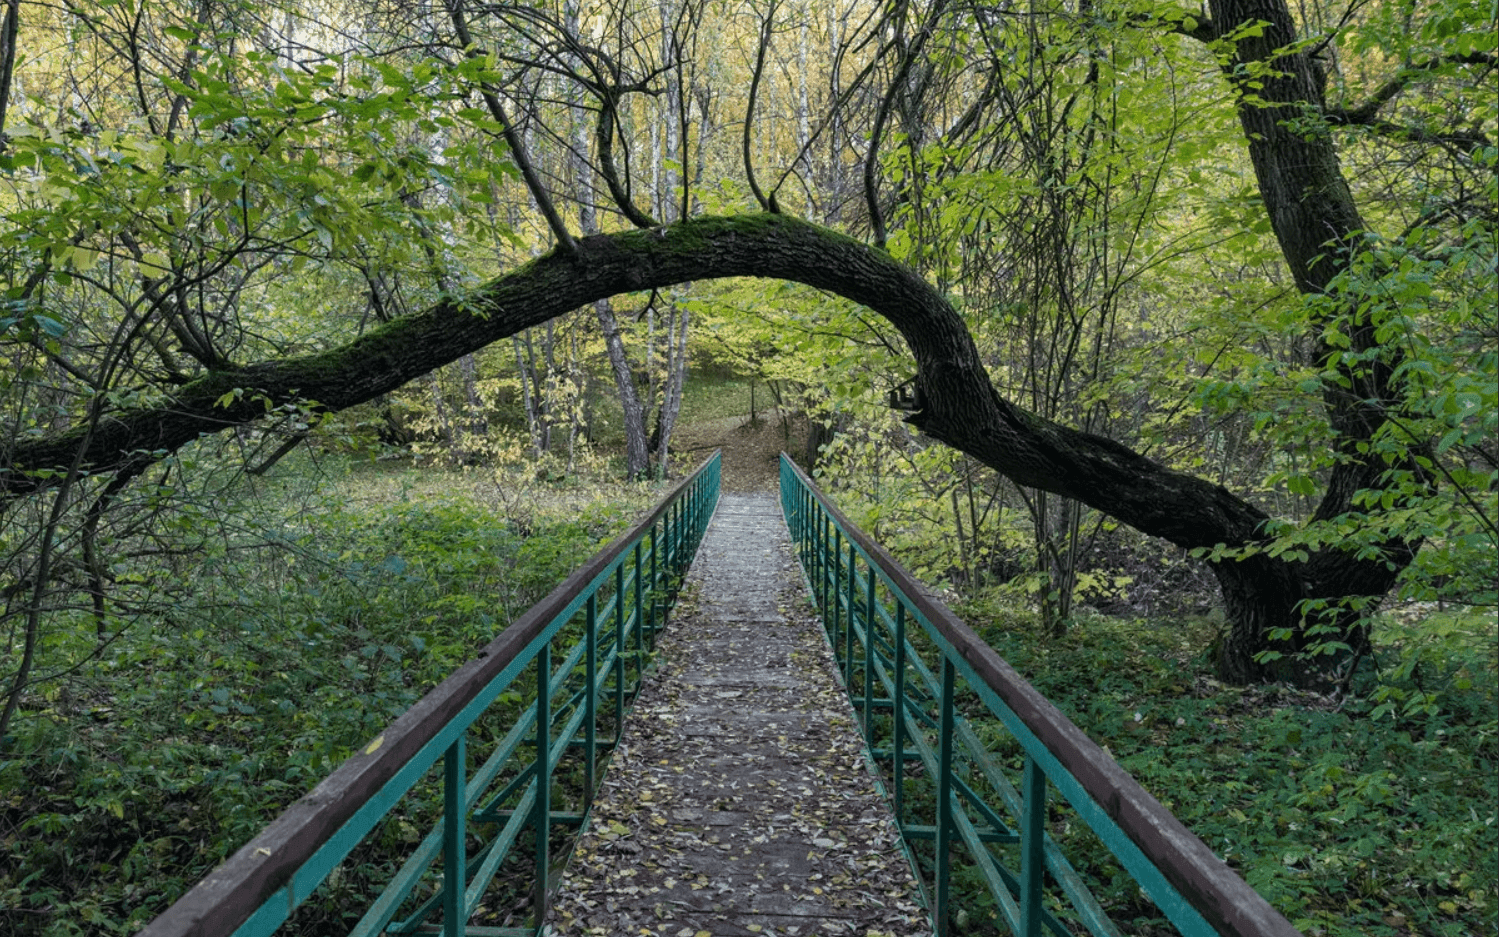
{"left": 671, "top": 413, "right": 807, "bottom": 494}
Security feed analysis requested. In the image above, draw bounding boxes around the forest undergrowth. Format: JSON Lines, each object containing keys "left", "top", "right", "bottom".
{"left": 1, "top": 382, "right": 1494, "bottom": 937}
{"left": 0, "top": 449, "right": 658, "bottom": 935}
{"left": 949, "top": 601, "right": 1496, "bottom": 937}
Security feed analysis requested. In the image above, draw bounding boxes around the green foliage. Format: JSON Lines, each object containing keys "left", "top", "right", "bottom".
{"left": 960, "top": 604, "right": 1498, "bottom": 937}
{"left": 0, "top": 455, "right": 651, "bottom": 934}
{"left": 1188, "top": 218, "right": 1498, "bottom": 660}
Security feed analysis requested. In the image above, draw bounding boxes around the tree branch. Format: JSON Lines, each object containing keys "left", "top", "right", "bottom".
{"left": 864, "top": 0, "right": 948, "bottom": 248}
{"left": 1324, "top": 52, "right": 1498, "bottom": 154}
{"left": 1323, "top": 110, "right": 1493, "bottom": 153}
{"left": 743, "top": 2, "right": 778, "bottom": 214}
{"left": 1336, "top": 52, "right": 1498, "bottom": 124}
{"left": 1, "top": 214, "right": 1270, "bottom": 557}
{"left": 444, "top": 0, "right": 579, "bottom": 257}
{"left": 595, "top": 91, "right": 659, "bottom": 227}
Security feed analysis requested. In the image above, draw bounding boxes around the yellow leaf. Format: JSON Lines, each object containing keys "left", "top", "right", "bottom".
{"left": 364, "top": 735, "right": 384, "bottom": 755}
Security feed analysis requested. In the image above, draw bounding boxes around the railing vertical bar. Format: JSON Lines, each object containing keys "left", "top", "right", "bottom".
{"left": 614, "top": 563, "right": 626, "bottom": 742}
{"left": 935, "top": 658, "right": 956, "bottom": 936}
{"left": 650, "top": 521, "right": 661, "bottom": 640}
{"left": 814, "top": 511, "right": 824, "bottom": 614}
{"left": 532, "top": 641, "right": 552, "bottom": 929}
{"left": 585, "top": 594, "right": 598, "bottom": 805}
{"left": 441, "top": 733, "right": 466, "bottom": 937}
{"left": 1022, "top": 755, "right": 1048, "bottom": 937}
{"left": 844, "top": 540, "right": 856, "bottom": 685}
{"left": 632, "top": 540, "right": 644, "bottom": 685}
{"left": 820, "top": 513, "right": 830, "bottom": 619}
{"left": 862, "top": 561, "right": 877, "bottom": 741}
{"left": 832, "top": 527, "right": 844, "bottom": 668}
{"left": 894, "top": 602, "right": 908, "bottom": 827}
{"left": 801, "top": 487, "right": 809, "bottom": 559}
{"left": 667, "top": 501, "right": 676, "bottom": 577}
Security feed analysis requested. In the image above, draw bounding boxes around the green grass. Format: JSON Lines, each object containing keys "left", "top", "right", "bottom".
{"left": 955, "top": 599, "right": 1498, "bottom": 937}
{"left": 675, "top": 375, "right": 760, "bottom": 425}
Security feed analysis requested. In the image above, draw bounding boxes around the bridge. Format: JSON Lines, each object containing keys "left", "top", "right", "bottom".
{"left": 140, "top": 452, "right": 1302, "bottom": 937}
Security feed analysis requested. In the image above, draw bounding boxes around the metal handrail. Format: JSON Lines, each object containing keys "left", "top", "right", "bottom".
{"left": 143, "top": 451, "right": 721, "bottom": 937}
{"left": 778, "top": 453, "right": 1302, "bottom": 937}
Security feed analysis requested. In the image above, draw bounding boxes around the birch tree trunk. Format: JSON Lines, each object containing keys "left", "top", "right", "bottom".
{"left": 651, "top": 0, "right": 691, "bottom": 475}
{"left": 565, "top": 0, "right": 651, "bottom": 477}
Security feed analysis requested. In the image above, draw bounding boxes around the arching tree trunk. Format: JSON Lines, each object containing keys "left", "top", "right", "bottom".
{"left": 0, "top": 213, "right": 1421, "bottom": 687}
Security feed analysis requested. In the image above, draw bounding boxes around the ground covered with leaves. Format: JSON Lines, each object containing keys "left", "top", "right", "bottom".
{"left": 547, "top": 493, "right": 928, "bottom": 937}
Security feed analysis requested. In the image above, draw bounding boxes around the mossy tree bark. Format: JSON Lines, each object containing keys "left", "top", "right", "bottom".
{"left": 1, "top": 211, "right": 1415, "bottom": 685}
{"left": 1193, "top": 0, "right": 1427, "bottom": 681}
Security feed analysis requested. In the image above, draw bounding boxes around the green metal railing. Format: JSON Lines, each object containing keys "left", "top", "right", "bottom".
{"left": 143, "top": 451, "right": 721, "bottom": 937}
{"left": 779, "top": 454, "right": 1302, "bottom": 937}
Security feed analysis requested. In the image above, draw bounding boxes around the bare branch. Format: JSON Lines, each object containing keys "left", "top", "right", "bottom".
{"left": 444, "top": 0, "right": 579, "bottom": 257}
{"left": 596, "top": 92, "right": 659, "bottom": 227}
{"left": 1332, "top": 51, "right": 1499, "bottom": 124}
{"left": 743, "top": 1, "right": 779, "bottom": 214}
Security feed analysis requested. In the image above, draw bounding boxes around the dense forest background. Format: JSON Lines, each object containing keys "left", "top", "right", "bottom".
{"left": 0, "top": 0, "right": 1493, "bottom": 934}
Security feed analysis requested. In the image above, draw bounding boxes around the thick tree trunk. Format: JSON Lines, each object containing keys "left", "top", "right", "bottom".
{"left": 0, "top": 213, "right": 1417, "bottom": 685}
{"left": 1211, "top": 556, "right": 1373, "bottom": 687}
{"left": 1201, "top": 0, "right": 1423, "bottom": 680}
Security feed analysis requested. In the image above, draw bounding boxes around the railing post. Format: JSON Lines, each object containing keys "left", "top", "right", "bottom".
{"left": 935, "top": 658, "right": 956, "bottom": 937}
{"left": 632, "top": 540, "right": 644, "bottom": 679}
{"left": 533, "top": 640, "right": 551, "bottom": 927}
{"left": 893, "top": 602, "right": 908, "bottom": 826}
{"left": 668, "top": 501, "right": 677, "bottom": 574}
{"left": 442, "top": 732, "right": 466, "bottom": 937}
{"left": 585, "top": 593, "right": 598, "bottom": 805}
{"left": 672, "top": 499, "right": 681, "bottom": 571}
{"left": 862, "top": 560, "right": 877, "bottom": 741}
{"left": 1021, "top": 755, "right": 1047, "bottom": 937}
{"left": 844, "top": 539, "right": 856, "bottom": 685}
{"left": 798, "top": 487, "right": 807, "bottom": 549}
{"left": 816, "top": 512, "right": 826, "bottom": 615}
{"left": 650, "top": 521, "right": 660, "bottom": 639}
{"left": 832, "top": 527, "right": 844, "bottom": 659}
{"left": 614, "top": 563, "right": 626, "bottom": 742}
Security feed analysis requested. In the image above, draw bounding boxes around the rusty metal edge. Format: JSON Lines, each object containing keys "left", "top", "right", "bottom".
{"left": 779, "top": 454, "right": 1301, "bottom": 937}
{"left": 140, "top": 452, "right": 722, "bottom": 937}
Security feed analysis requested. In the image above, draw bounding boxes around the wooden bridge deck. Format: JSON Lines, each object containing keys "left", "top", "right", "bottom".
{"left": 546, "top": 492, "right": 930, "bottom": 937}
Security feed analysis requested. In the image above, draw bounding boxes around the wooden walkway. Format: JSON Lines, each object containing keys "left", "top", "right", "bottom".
{"left": 546, "top": 492, "right": 930, "bottom": 937}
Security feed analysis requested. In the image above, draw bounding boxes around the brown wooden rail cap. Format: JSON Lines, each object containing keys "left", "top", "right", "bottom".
{"left": 780, "top": 454, "right": 1301, "bottom": 937}
{"left": 141, "top": 453, "right": 720, "bottom": 937}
